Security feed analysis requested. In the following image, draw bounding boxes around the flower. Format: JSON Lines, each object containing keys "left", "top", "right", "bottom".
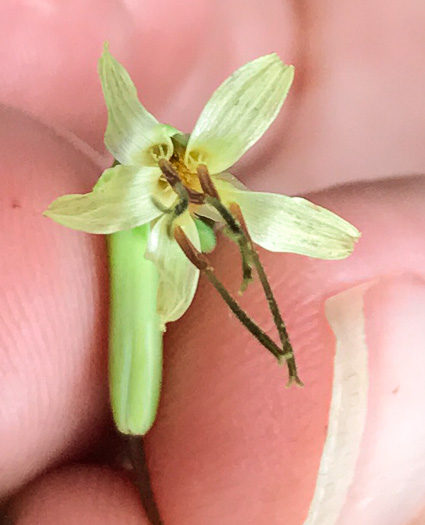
{"left": 44, "top": 45, "right": 360, "bottom": 327}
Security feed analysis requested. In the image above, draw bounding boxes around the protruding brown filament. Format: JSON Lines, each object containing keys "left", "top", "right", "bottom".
{"left": 155, "top": 159, "right": 202, "bottom": 236}
{"left": 173, "top": 225, "right": 297, "bottom": 369}
{"left": 197, "top": 164, "right": 220, "bottom": 199}
{"left": 195, "top": 164, "right": 254, "bottom": 291}
{"left": 186, "top": 187, "right": 205, "bottom": 205}
{"left": 228, "top": 202, "right": 249, "bottom": 237}
{"left": 234, "top": 202, "right": 302, "bottom": 386}
{"left": 160, "top": 159, "right": 302, "bottom": 385}
{"left": 174, "top": 226, "right": 211, "bottom": 271}
{"left": 158, "top": 158, "right": 180, "bottom": 187}
{"left": 158, "top": 158, "right": 204, "bottom": 204}
{"left": 207, "top": 198, "right": 303, "bottom": 386}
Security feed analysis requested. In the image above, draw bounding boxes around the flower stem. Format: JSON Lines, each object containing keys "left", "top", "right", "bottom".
{"left": 128, "top": 436, "right": 164, "bottom": 525}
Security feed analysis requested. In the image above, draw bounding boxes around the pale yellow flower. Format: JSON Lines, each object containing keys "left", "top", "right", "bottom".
{"left": 45, "top": 45, "right": 360, "bottom": 327}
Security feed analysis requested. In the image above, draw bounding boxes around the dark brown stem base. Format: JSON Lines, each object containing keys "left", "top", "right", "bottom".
{"left": 127, "top": 436, "right": 164, "bottom": 525}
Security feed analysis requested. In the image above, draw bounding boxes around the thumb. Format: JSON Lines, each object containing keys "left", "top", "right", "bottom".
{"left": 145, "top": 176, "right": 425, "bottom": 525}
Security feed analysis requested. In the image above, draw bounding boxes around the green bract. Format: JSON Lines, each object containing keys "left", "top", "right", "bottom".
{"left": 194, "top": 218, "right": 217, "bottom": 253}
{"left": 45, "top": 44, "right": 360, "bottom": 327}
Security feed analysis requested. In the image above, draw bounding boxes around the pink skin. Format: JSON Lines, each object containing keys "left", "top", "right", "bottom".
{"left": 1, "top": 1, "right": 425, "bottom": 523}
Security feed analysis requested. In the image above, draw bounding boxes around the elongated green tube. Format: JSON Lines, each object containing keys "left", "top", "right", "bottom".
{"left": 108, "top": 225, "right": 162, "bottom": 435}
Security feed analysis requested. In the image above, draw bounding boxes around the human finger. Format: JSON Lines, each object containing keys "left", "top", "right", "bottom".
{"left": 8, "top": 465, "right": 150, "bottom": 525}
{"left": 0, "top": 106, "right": 109, "bottom": 498}
{"left": 145, "top": 176, "right": 425, "bottom": 524}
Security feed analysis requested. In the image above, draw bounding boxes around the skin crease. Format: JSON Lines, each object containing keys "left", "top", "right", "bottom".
{"left": 1, "top": 0, "right": 425, "bottom": 523}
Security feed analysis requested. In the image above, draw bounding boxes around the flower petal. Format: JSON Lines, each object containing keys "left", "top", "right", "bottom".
{"left": 44, "top": 165, "right": 165, "bottom": 234}
{"left": 98, "top": 45, "right": 175, "bottom": 165}
{"left": 194, "top": 173, "right": 247, "bottom": 222}
{"left": 217, "top": 182, "right": 361, "bottom": 259}
{"left": 146, "top": 213, "right": 200, "bottom": 326}
{"left": 185, "top": 54, "right": 294, "bottom": 174}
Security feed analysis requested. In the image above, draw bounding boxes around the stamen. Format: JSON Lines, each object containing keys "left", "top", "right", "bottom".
{"left": 195, "top": 165, "right": 253, "bottom": 291}
{"left": 174, "top": 226, "right": 211, "bottom": 271}
{"left": 197, "top": 164, "right": 220, "bottom": 199}
{"left": 158, "top": 158, "right": 180, "bottom": 187}
{"left": 173, "top": 226, "right": 288, "bottom": 364}
{"left": 202, "top": 190, "right": 302, "bottom": 386}
{"left": 162, "top": 162, "right": 302, "bottom": 384}
{"left": 211, "top": 197, "right": 254, "bottom": 291}
{"left": 150, "top": 144, "right": 168, "bottom": 162}
{"left": 215, "top": 200, "right": 253, "bottom": 292}
{"left": 230, "top": 202, "right": 303, "bottom": 387}
{"left": 159, "top": 158, "right": 205, "bottom": 204}
{"left": 186, "top": 187, "right": 205, "bottom": 205}
{"left": 157, "top": 159, "right": 194, "bottom": 236}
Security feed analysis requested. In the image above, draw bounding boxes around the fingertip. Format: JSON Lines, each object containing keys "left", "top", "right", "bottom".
{"left": 9, "top": 466, "right": 149, "bottom": 525}
{"left": 146, "top": 239, "right": 335, "bottom": 524}
{"left": 145, "top": 177, "right": 425, "bottom": 524}
{"left": 1, "top": 107, "right": 109, "bottom": 496}
{"left": 338, "top": 275, "right": 425, "bottom": 525}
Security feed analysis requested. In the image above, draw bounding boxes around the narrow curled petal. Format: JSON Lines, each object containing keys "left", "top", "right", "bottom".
{"left": 185, "top": 54, "right": 294, "bottom": 174}
{"left": 98, "top": 45, "right": 174, "bottom": 165}
{"left": 44, "top": 165, "right": 164, "bottom": 234}
{"left": 146, "top": 214, "right": 200, "bottom": 327}
{"left": 216, "top": 182, "right": 361, "bottom": 259}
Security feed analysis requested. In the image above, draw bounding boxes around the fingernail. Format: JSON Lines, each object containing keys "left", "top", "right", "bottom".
{"left": 309, "top": 275, "right": 425, "bottom": 525}
{"left": 340, "top": 274, "right": 425, "bottom": 525}
{"left": 304, "top": 280, "right": 373, "bottom": 525}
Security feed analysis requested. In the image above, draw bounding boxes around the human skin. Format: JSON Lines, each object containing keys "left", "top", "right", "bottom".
{"left": 1, "top": 1, "right": 425, "bottom": 524}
